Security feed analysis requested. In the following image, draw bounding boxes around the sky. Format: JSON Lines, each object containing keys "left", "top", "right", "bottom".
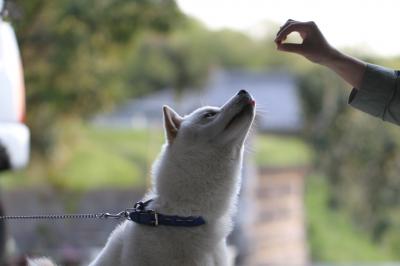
{"left": 176, "top": 0, "right": 400, "bottom": 58}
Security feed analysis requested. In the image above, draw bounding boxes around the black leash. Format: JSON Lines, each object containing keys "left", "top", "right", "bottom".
{"left": 0, "top": 199, "right": 154, "bottom": 221}
{"left": 0, "top": 199, "right": 206, "bottom": 227}
{"left": 0, "top": 211, "right": 128, "bottom": 221}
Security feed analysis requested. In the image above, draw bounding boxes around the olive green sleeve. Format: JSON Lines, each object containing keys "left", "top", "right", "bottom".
{"left": 348, "top": 64, "right": 400, "bottom": 125}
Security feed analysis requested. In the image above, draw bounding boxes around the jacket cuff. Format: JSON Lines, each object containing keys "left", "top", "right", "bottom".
{"left": 348, "top": 63, "right": 399, "bottom": 122}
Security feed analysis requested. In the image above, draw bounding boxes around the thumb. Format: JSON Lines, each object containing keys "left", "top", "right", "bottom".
{"left": 277, "top": 43, "right": 304, "bottom": 54}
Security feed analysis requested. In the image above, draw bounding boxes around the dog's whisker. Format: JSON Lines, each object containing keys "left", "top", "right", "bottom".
{"left": 255, "top": 108, "right": 269, "bottom": 114}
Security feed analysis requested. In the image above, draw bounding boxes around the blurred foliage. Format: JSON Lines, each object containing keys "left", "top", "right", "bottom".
{"left": 12, "top": 0, "right": 182, "bottom": 154}
{"left": 125, "top": 19, "right": 298, "bottom": 97}
{"left": 306, "top": 173, "right": 396, "bottom": 261}
{"left": 298, "top": 59, "right": 400, "bottom": 258}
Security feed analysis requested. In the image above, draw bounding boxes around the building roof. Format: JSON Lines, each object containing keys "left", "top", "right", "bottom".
{"left": 93, "top": 70, "right": 303, "bottom": 133}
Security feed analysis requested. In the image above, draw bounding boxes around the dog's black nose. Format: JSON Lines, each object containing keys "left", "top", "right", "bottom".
{"left": 237, "top": 89, "right": 248, "bottom": 96}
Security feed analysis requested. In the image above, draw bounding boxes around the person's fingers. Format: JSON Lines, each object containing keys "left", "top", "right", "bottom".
{"left": 276, "top": 23, "right": 299, "bottom": 43}
{"left": 275, "top": 19, "right": 300, "bottom": 43}
{"left": 275, "top": 21, "right": 314, "bottom": 43}
{"left": 276, "top": 19, "right": 297, "bottom": 37}
{"left": 275, "top": 22, "right": 308, "bottom": 42}
{"left": 275, "top": 27, "right": 289, "bottom": 44}
{"left": 276, "top": 43, "right": 304, "bottom": 54}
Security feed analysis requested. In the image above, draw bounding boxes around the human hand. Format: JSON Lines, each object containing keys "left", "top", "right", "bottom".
{"left": 275, "top": 19, "right": 337, "bottom": 65}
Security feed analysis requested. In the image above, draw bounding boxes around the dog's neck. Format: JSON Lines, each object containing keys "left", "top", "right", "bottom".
{"left": 150, "top": 143, "right": 243, "bottom": 220}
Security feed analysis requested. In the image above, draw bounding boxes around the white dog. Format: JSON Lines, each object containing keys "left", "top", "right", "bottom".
{"left": 29, "top": 90, "right": 255, "bottom": 266}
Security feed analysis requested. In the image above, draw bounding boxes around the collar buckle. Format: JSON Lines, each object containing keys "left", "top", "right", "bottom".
{"left": 150, "top": 210, "right": 159, "bottom": 226}
{"left": 128, "top": 199, "right": 205, "bottom": 227}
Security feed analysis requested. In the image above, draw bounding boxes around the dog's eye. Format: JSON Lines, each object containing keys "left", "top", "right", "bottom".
{"left": 203, "top": 112, "right": 217, "bottom": 119}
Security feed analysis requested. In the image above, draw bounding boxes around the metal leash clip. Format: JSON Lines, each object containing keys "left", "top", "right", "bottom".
{"left": 98, "top": 211, "right": 129, "bottom": 220}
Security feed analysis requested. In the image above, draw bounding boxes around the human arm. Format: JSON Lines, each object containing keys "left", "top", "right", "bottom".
{"left": 275, "top": 19, "right": 366, "bottom": 89}
{"left": 275, "top": 19, "right": 400, "bottom": 125}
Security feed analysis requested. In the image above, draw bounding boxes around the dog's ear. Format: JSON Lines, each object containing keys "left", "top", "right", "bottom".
{"left": 162, "top": 105, "right": 183, "bottom": 143}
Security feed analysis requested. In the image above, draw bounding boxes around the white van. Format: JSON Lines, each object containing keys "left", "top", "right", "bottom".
{"left": 0, "top": 0, "right": 30, "bottom": 171}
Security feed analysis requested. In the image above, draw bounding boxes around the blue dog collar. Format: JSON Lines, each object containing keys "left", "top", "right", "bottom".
{"left": 127, "top": 199, "right": 206, "bottom": 227}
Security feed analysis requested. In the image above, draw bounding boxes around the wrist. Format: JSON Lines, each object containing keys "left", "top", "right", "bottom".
{"left": 319, "top": 46, "right": 344, "bottom": 67}
{"left": 319, "top": 47, "right": 367, "bottom": 89}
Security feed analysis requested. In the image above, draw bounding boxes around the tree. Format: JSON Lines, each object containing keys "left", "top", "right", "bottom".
{"left": 9, "top": 0, "right": 182, "bottom": 153}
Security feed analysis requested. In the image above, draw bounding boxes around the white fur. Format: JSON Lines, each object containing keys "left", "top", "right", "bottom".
{"left": 29, "top": 91, "right": 255, "bottom": 266}
{"left": 27, "top": 258, "right": 57, "bottom": 266}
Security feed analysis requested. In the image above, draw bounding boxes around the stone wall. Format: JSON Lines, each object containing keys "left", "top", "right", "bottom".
{"left": 1, "top": 188, "right": 144, "bottom": 262}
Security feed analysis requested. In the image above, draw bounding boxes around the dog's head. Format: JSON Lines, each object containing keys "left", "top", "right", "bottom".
{"left": 162, "top": 90, "right": 255, "bottom": 151}
{"left": 154, "top": 91, "right": 256, "bottom": 215}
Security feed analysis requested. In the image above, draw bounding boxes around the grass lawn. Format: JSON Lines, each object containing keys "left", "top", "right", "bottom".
{"left": 254, "top": 133, "right": 313, "bottom": 168}
{"left": 0, "top": 125, "right": 312, "bottom": 190}
{"left": 0, "top": 125, "right": 165, "bottom": 190}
